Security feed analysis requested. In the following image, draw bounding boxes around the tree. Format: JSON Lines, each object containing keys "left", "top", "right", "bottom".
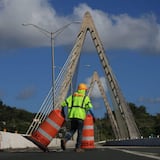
{"left": 0, "top": 100, "right": 35, "bottom": 133}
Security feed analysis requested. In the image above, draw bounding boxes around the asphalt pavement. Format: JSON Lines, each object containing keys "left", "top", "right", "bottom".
{"left": 0, "top": 147, "right": 160, "bottom": 160}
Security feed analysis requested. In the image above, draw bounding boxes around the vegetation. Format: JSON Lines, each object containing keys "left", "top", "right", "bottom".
{"left": 0, "top": 100, "right": 160, "bottom": 140}
{"left": 0, "top": 100, "right": 35, "bottom": 133}
{"left": 94, "top": 103, "right": 160, "bottom": 141}
{"left": 129, "top": 103, "right": 160, "bottom": 137}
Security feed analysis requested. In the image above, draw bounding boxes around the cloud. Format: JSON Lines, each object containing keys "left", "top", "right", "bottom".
{"left": 74, "top": 4, "right": 160, "bottom": 53}
{"left": 137, "top": 97, "right": 160, "bottom": 104}
{"left": 16, "top": 86, "right": 36, "bottom": 100}
{"left": 0, "top": 89, "right": 5, "bottom": 98}
{"left": 86, "top": 76, "right": 108, "bottom": 98}
{"left": 0, "top": 0, "right": 80, "bottom": 49}
{"left": 0, "top": 1, "right": 160, "bottom": 53}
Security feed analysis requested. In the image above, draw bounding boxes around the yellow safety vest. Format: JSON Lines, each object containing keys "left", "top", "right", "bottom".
{"left": 61, "top": 90, "right": 93, "bottom": 120}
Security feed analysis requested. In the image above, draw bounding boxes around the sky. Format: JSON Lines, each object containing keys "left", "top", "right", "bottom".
{"left": 0, "top": 0, "right": 160, "bottom": 118}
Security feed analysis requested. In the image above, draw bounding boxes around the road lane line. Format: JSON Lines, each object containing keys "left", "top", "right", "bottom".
{"left": 112, "top": 148, "right": 160, "bottom": 160}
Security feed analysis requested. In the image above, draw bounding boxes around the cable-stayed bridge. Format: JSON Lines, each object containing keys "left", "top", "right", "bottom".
{"left": 26, "top": 11, "right": 141, "bottom": 141}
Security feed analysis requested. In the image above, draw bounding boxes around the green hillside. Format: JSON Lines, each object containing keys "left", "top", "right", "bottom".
{"left": 94, "top": 103, "right": 160, "bottom": 140}
{"left": 0, "top": 100, "right": 160, "bottom": 139}
{"left": 0, "top": 100, "right": 35, "bottom": 133}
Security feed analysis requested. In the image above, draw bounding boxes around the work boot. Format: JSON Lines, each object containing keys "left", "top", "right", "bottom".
{"left": 74, "top": 148, "right": 85, "bottom": 152}
{"left": 61, "top": 139, "right": 66, "bottom": 150}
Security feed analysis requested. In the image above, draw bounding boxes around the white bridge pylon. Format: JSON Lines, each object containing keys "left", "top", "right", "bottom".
{"left": 88, "top": 71, "right": 121, "bottom": 139}
{"left": 26, "top": 11, "right": 141, "bottom": 140}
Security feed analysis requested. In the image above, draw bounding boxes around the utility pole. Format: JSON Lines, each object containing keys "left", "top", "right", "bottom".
{"left": 22, "top": 22, "right": 80, "bottom": 108}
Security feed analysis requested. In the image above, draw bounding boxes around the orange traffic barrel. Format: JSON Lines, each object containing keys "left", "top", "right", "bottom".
{"left": 81, "top": 114, "right": 95, "bottom": 149}
{"left": 28, "top": 109, "right": 64, "bottom": 151}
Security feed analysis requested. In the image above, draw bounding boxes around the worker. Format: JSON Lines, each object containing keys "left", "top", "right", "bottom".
{"left": 60, "top": 83, "right": 95, "bottom": 152}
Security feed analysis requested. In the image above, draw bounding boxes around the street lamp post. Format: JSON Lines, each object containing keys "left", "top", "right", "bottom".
{"left": 22, "top": 21, "right": 80, "bottom": 108}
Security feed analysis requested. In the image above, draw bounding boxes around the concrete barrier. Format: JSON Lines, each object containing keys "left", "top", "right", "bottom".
{"left": 0, "top": 131, "right": 37, "bottom": 150}
{"left": 0, "top": 131, "right": 75, "bottom": 151}
{"left": 104, "top": 137, "right": 160, "bottom": 146}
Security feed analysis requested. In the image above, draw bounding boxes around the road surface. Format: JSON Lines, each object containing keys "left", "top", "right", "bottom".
{"left": 0, "top": 146, "right": 160, "bottom": 160}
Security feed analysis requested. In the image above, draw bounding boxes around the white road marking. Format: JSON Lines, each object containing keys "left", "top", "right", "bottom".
{"left": 112, "top": 148, "right": 160, "bottom": 160}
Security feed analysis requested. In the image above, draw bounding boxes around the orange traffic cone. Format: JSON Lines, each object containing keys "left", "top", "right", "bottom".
{"left": 81, "top": 114, "right": 95, "bottom": 149}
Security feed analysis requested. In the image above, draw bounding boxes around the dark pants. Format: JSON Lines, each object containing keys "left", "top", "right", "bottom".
{"left": 64, "top": 118, "right": 84, "bottom": 149}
